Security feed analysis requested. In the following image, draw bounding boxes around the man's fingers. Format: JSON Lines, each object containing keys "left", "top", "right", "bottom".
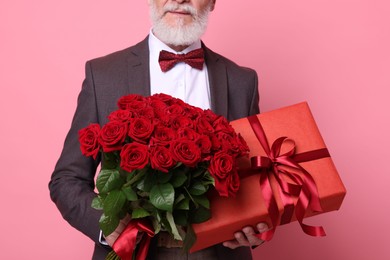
{"left": 105, "top": 215, "right": 132, "bottom": 246}
{"left": 234, "top": 231, "right": 250, "bottom": 246}
{"left": 242, "top": 226, "right": 262, "bottom": 246}
{"left": 222, "top": 223, "right": 269, "bottom": 249}
{"left": 222, "top": 239, "right": 241, "bottom": 249}
{"left": 256, "top": 223, "right": 269, "bottom": 233}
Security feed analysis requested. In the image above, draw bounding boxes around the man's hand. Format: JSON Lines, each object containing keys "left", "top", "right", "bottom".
{"left": 222, "top": 223, "right": 268, "bottom": 249}
{"left": 105, "top": 215, "right": 132, "bottom": 247}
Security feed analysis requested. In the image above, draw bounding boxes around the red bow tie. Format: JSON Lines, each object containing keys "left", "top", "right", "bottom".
{"left": 158, "top": 48, "right": 205, "bottom": 72}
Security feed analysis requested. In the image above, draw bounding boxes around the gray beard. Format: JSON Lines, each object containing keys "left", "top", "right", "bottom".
{"left": 149, "top": 3, "right": 211, "bottom": 47}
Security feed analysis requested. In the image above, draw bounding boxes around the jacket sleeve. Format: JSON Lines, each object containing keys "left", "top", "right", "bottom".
{"left": 49, "top": 61, "right": 102, "bottom": 244}
{"left": 249, "top": 70, "right": 260, "bottom": 115}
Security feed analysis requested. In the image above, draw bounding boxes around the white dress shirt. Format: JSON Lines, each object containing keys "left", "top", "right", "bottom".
{"left": 148, "top": 30, "right": 211, "bottom": 110}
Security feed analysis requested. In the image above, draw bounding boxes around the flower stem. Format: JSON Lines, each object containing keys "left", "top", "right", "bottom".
{"left": 183, "top": 186, "right": 197, "bottom": 207}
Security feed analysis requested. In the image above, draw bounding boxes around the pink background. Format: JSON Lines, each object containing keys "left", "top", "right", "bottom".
{"left": 1, "top": 0, "right": 389, "bottom": 259}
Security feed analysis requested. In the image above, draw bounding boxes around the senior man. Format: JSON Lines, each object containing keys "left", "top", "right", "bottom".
{"left": 50, "top": 1, "right": 268, "bottom": 259}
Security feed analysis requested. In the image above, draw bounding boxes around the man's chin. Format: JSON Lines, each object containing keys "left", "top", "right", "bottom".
{"left": 153, "top": 22, "right": 203, "bottom": 46}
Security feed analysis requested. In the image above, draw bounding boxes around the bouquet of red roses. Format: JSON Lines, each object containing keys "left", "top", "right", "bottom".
{"left": 78, "top": 93, "right": 248, "bottom": 259}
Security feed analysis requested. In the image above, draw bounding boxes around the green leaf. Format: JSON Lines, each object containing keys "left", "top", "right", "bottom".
{"left": 193, "top": 195, "right": 210, "bottom": 209}
{"left": 103, "top": 190, "right": 126, "bottom": 216}
{"left": 174, "top": 193, "right": 186, "bottom": 205}
{"left": 166, "top": 211, "right": 183, "bottom": 241}
{"left": 182, "top": 224, "right": 197, "bottom": 253}
{"left": 91, "top": 196, "right": 103, "bottom": 210}
{"left": 117, "top": 208, "right": 127, "bottom": 220}
{"left": 175, "top": 197, "right": 190, "bottom": 210}
{"left": 152, "top": 217, "right": 162, "bottom": 234}
{"left": 150, "top": 183, "right": 175, "bottom": 212}
{"left": 191, "top": 167, "right": 206, "bottom": 178}
{"left": 202, "top": 171, "right": 215, "bottom": 186}
{"left": 102, "top": 152, "right": 119, "bottom": 169}
{"left": 137, "top": 170, "right": 158, "bottom": 192}
{"left": 126, "top": 171, "right": 137, "bottom": 182}
{"left": 171, "top": 163, "right": 188, "bottom": 174}
{"left": 96, "top": 169, "right": 124, "bottom": 194}
{"left": 126, "top": 167, "right": 149, "bottom": 184}
{"left": 140, "top": 200, "right": 155, "bottom": 211}
{"left": 173, "top": 210, "right": 188, "bottom": 226}
{"left": 157, "top": 211, "right": 171, "bottom": 233}
{"left": 189, "top": 181, "right": 207, "bottom": 196}
{"left": 122, "top": 186, "right": 138, "bottom": 201}
{"left": 136, "top": 179, "right": 146, "bottom": 192}
{"left": 171, "top": 173, "right": 188, "bottom": 188}
{"left": 156, "top": 171, "right": 172, "bottom": 184}
{"left": 190, "top": 206, "right": 211, "bottom": 224}
{"left": 174, "top": 162, "right": 183, "bottom": 168}
{"left": 131, "top": 208, "right": 151, "bottom": 219}
{"left": 99, "top": 213, "right": 119, "bottom": 236}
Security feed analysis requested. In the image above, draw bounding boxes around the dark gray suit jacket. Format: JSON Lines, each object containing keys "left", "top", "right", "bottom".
{"left": 49, "top": 36, "right": 259, "bottom": 260}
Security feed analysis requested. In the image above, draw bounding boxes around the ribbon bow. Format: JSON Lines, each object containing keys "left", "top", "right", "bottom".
{"left": 247, "top": 115, "right": 329, "bottom": 241}
{"left": 158, "top": 48, "right": 204, "bottom": 72}
{"left": 112, "top": 219, "right": 155, "bottom": 260}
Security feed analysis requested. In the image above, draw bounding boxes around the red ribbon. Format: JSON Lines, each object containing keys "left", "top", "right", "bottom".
{"left": 112, "top": 219, "right": 155, "bottom": 260}
{"left": 246, "top": 115, "right": 329, "bottom": 241}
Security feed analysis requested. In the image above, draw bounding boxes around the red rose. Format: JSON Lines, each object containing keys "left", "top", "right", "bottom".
{"left": 149, "top": 145, "right": 176, "bottom": 172}
{"left": 126, "top": 100, "right": 148, "bottom": 113}
{"left": 137, "top": 106, "right": 155, "bottom": 120}
{"left": 183, "top": 104, "right": 203, "bottom": 119}
{"left": 209, "top": 151, "right": 235, "bottom": 179}
{"left": 196, "top": 135, "right": 212, "bottom": 158}
{"left": 214, "top": 169, "right": 240, "bottom": 197}
{"left": 209, "top": 134, "right": 220, "bottom": 151}
{"left": 149, "top": 93, "right": 175, "bottom": 105}
{"left": 216, "top": 131, "right": 241, "bottom": 154}
{"left": 99, "top": 121, "right": 128, "bottom": 152}
{"left": 151, "top": 125, "right": 176, "bottom": 146}
{"left": 170, "top": 115, "right": 194, "bottom": 130}
{"left": 128, "top": 117, "right": 154, "bottom": 143}
{"left": 227, "top": 170, "right": 240, "bottom": 197}
{"left": 195, "top": 115, "right": 215, "bottom": 135}
{"left": 209, "top": 151, "right": 236, "bottom": 197}
{"left": 236, "top": 133, "right": 250, "bottom": 156}
{"left": 170, "top": 97, "right": 186, "bottom": 107}
{"left": 213, "top": 116, "right": 234, "bottom": 133}
{"left": 117, "top": 94, "right": 145, "bottom": 110}
{"left": 108, "top": 109, "right": 133, "bottom": 122}
{"left": 177, "top": 127, "right": 199, "bottom": 141}
{"left": 150, "top": 100, "right": 168, "bottom": 119}
{"left": 78, "top": 123, "right": 101, "bottom": 159}
{"left": 154, "top": 113, "right": 171, "bottom": 126}
{"left": 170, "top": 139, "right": 201, "bottom": 167}
{"left": 203, "top": 109, "right": 219, "bottom": 123}
{"left": 165, "top": 104, "right": 185, "bottom": 116}
{"left": 120, "top": 143, "right": 149, "bottom": 172}
{"left": 150, "top": 99, "right": 168, "bottom": 110}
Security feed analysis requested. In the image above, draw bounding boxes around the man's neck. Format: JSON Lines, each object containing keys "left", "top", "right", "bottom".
{"left": 166, "top": 43, "right": 190, "bottom": 52}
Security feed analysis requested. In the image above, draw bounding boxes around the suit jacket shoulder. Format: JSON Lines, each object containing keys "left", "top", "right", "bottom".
{"left": 203, "top": 45, "right": 260, "bottom": 120}
{"left": 85, "top": 37, "right": 151, "bottom": 125}
{"left": 204, "top": 46, "right": 256, "bottom": 74}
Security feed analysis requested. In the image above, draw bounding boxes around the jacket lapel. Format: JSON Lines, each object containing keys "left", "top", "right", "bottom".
{"left": 203, "top": 44, "right": 228, "bottom": 119}
{"left": 126, "top": 36, "right": 151, "bottom": 97}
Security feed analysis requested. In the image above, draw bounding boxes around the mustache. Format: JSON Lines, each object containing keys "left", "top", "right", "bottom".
{"left": 163, "top": 3, "right": 197, "bottom": 16}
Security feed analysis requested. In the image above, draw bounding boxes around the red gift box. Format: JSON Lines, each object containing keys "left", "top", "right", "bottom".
{"left": 190, "top": 102, "right": 346, "bottom": 252}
